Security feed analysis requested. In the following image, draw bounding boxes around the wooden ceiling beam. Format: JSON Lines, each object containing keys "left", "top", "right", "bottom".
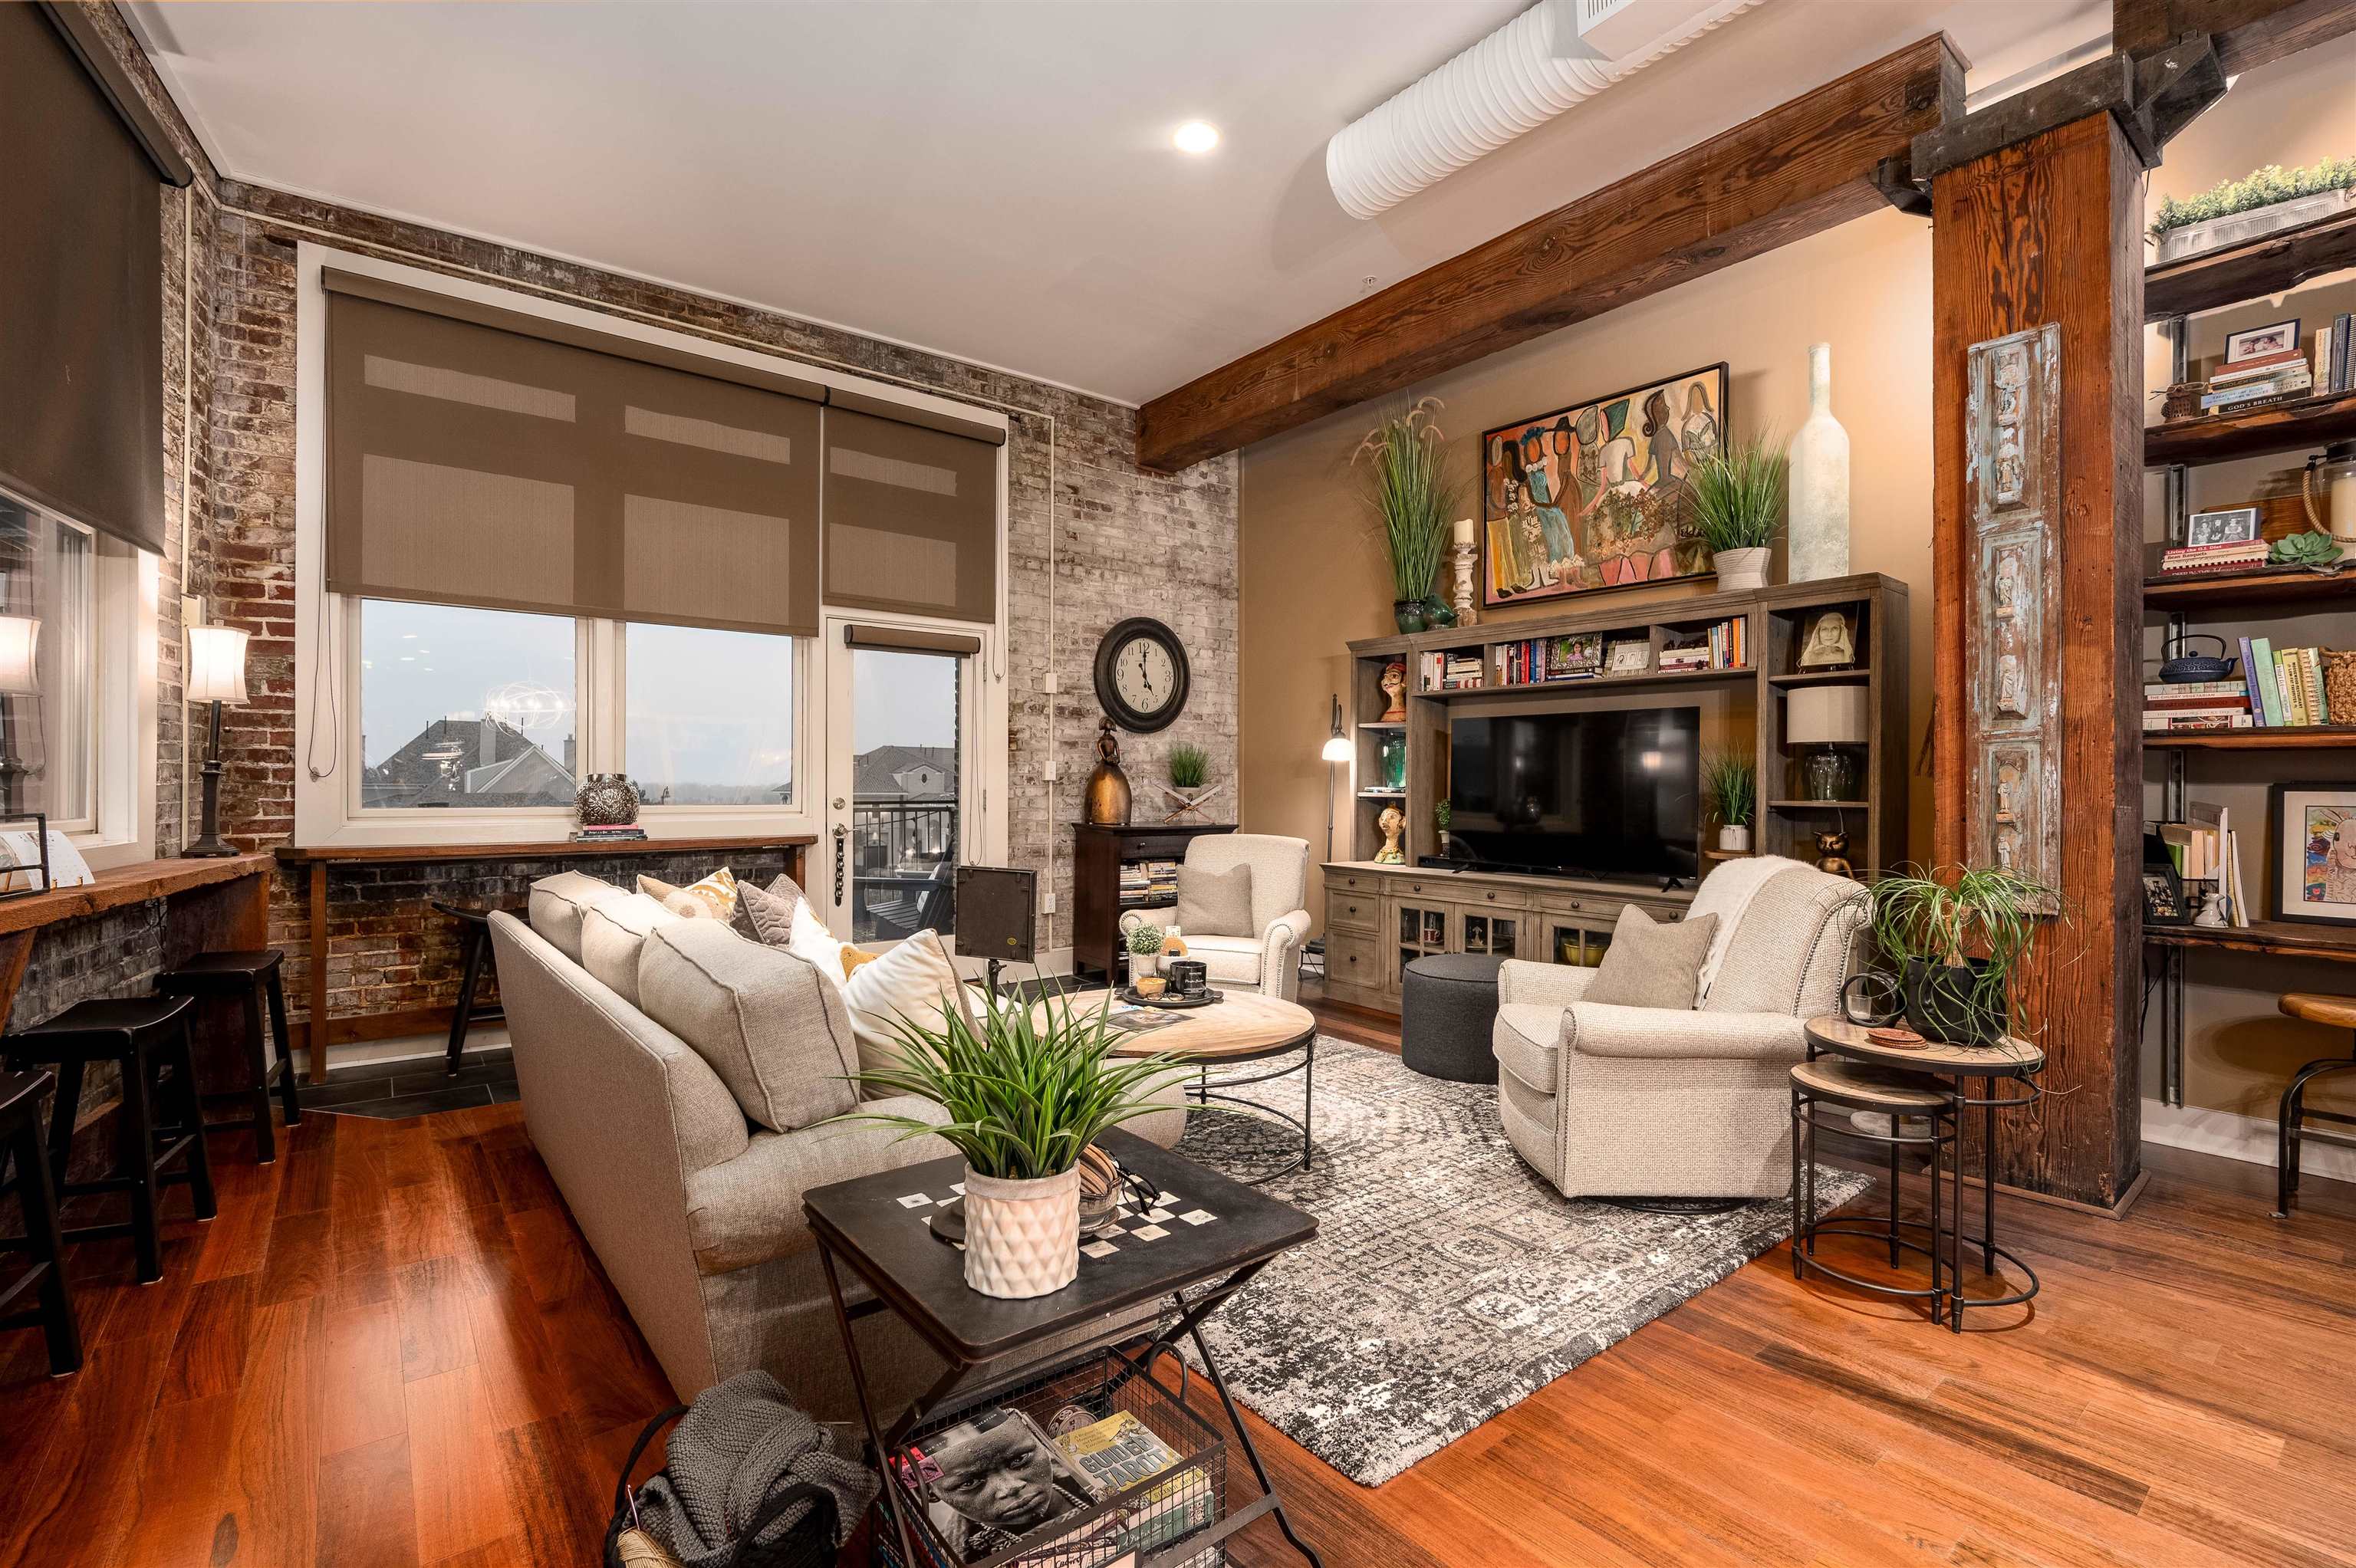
{"left": 2113, "top": 0, "right": 2356, "bottom": 75}
{"left": 1135, "top": 35, "right": 1963, "bottom": 475}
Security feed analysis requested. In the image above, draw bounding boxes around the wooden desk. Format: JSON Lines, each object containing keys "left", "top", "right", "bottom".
{"left": 274, "top": 836, "right": 812, "bottom": 1081}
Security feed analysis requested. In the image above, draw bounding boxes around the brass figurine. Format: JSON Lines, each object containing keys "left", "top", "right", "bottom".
{"left": 1084, "top": 717, "right": 1132, "bottom": 826}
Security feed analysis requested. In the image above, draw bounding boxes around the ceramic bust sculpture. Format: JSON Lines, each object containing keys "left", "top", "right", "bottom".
{"left": 1787, "top": 343, "right": 1851, "bottom": 582}
{"left": 1374, "top": 804, "right": 1407, "bottom": 863}
{"left": 1379, "top": 660, "right": 1408, "bottom": 722}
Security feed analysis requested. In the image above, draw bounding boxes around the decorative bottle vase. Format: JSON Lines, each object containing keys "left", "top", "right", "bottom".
{"left": 1786, "top": 343, "right": 1851, "bottom": 583}
{"left": 961, "top": 1165, "right": 1080, "bottom": 1299}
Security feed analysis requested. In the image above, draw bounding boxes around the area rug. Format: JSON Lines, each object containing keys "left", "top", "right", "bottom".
{"left": 1170, "top": 1036, "right": 1870, "bottom": 1487}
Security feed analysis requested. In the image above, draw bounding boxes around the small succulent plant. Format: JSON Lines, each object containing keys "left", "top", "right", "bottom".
{"left": 2272, "top": 531, "right": 2344, "bottom": 569}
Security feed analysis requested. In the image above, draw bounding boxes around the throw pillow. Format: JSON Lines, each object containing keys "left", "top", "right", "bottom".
{"left": 739, "top": 875, "right": 807, "bottom": 947}
{"left": 841, "top": 946, "right": 878, "bottom": 979}
{"left": 1581, "top": 906, "right": 1720, "bottom": 1010}
{"left": 526, "top": 871, "right": 630, "bottom": 964}
{"left": 785, "top": 897, "right": 848, "bottom": 985}
{"left": 1174, "top": 863, "right": 1254, "bottom": 938}
{"left": 579, "top": 892, "right": 685, "bottom": 1007}
{"left": 636, "top": 920, "right": 859, "bottom": 1132}
{"left": 839, "top": 929, "right": 974, "bottom": 1076}
{"left": 639, "top": 868, "right": 740, "bottom": 922}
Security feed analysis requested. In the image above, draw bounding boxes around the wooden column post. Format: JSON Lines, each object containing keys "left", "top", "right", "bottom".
{"left": 1931, "top": 113, "right": 2144, "bottom": 1211}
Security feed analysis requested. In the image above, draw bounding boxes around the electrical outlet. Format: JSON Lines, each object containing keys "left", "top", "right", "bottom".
{"left": 1044, "top": 758, "right": 1061, "bottom": 782}
{"left": 1043, "top": 672, "right": 1060, "bottom": 695}
{"left": 1042, "top": 892, "right": 1058, "bottom": 915}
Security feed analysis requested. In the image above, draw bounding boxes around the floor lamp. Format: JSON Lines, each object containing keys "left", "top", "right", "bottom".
{"left": 0, "top": 616, "right": 38, "bottom": 819}
{"left": 184, "top": 624, "right": 251, "bottom": 857}
{"left": 1321, "top": 694, "right": 1351, "bottom": 861}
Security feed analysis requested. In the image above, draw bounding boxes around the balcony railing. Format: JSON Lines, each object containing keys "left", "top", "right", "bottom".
{"left": 851, "top": 797, "right": 957, "bottom": 942}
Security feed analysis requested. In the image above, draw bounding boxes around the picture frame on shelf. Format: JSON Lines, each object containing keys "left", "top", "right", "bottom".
{"left": 1606, "top": 641, "right": 1651, "bottom": 675}
{"left": 2184, "top": 505, "right": 2262, "bottom": 547}
{"left": 2224, "top": 318, "right": 2299, "bottom": 364}
{"left": 2141, "top": 831, "right": 2188, "bottom": 926}
{"left": 1795, "top": 609, "right": 1857, "bottom": 670}
{"left": 2268, "top": 781, "right": 2356, "bottom": 926}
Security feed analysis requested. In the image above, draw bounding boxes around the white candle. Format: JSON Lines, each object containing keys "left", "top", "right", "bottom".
{"left": 1453, "top": 516, "right": 1476, "bottom": 547}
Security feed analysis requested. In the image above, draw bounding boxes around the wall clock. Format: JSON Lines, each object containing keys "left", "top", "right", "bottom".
{"left": 1094, "top": 617, "right": 1190, "bottom": 734}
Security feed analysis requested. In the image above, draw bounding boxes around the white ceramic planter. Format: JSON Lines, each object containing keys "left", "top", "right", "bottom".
{"left": 1713, "top": 547, "right": 1770, "bottom": 592}
{"left": 1130, "top": 952, "right": 1158, "bottom": 990}
{"left": 1719, "top": 824, "right": 1752, "bottom": 853}
{"left": 962, "top": 1165, "right": 1080, "bottom": 1299}
{"left": 2154, "top": 187, "right": 2354, "bottom": 264}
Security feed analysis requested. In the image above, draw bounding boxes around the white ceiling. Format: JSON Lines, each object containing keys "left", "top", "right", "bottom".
{"left": 134, "top": 0, "right": 2109, "bottom": 406}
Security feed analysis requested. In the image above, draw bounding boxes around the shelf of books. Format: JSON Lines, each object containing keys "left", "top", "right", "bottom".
{"left": 2145, "top": 387, "right": 2356, "bottom": 468}
{"left": 2142, "top": 640, "right": 2350, "bottom": 738}
{"left": 1414, "top": 616, "right": 1749, "bottom": 694}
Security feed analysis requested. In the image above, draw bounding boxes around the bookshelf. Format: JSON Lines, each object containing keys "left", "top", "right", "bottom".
{"left": 2144, "top": 389, "right": 2356, "bottom": 468}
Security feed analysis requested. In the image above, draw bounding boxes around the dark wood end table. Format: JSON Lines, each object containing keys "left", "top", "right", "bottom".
{"left": 804, "top": 1128, "right": 1324, "bottom": 1567}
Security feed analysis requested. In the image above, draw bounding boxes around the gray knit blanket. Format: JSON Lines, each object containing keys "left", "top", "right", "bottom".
{"left": 634, "top": 1372, "right": 878, "bottom": 1562}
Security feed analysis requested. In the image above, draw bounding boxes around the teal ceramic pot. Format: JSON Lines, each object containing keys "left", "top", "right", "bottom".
{"left": 1394, "top": 600, "right": 1428, "bottom": 633}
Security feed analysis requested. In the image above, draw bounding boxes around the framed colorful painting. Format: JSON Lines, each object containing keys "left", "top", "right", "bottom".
{"left": 1479, "top": 363, "right": 1729, "bottom": 609}
{"left": 2269, "top": 782, "right": 2356, "bottom": 925}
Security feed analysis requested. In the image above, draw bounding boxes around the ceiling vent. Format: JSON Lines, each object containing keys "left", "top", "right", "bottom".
{"left": 1325, "top": 0, "right": 1766, "bottom": 220}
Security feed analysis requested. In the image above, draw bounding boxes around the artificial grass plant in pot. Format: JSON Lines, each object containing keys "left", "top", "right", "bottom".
{"left": 1701, "top": 753, "right": 1755, "bottom": 854}
{"left": 1864, "top": 865, "right": 2060, "bottom": 1049}
{"left": 1691, "top": 436, "right": 1787, "bottom": 592}
{"left": 836, "top": 987, "right": 1186, "bottom": 1298}
{"left": 1355, "top": 398, "right": 1462, "bottom": 633}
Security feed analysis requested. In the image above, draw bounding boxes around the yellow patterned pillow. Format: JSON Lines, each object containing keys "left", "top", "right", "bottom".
{"left": 638, "top": 867, "right": 739, "bottom": 922}
{"left": 841, "top": 945, "right": 878, "bottom": 978}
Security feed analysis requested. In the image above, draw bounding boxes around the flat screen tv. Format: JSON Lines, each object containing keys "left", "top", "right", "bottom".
{"left": 1446, "top": 707, "right": 1700, "bottom": 886}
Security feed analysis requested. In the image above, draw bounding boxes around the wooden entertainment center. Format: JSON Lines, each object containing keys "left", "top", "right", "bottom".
{"left": 1321, "top": 572, "right": 1909, "bottom": 1015}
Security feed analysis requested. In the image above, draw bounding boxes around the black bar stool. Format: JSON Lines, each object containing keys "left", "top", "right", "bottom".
{"left": 0, "top": 1070, "right": 81, "bottom": 1376}
{"left": 155, "top": 950, "right": 300, "bottom": 1165}
{"left": 1790, "top": 1057, "right": 1958, "bottom": 1326}
{"left": 2275, "top": 992, "right": 2356, "bottom": 1218}
{"left": 432, "top": 901, "right": 509, "bottom": 1075}
{"left": 4, "top": 995, "right": 217, "bottom": 1284}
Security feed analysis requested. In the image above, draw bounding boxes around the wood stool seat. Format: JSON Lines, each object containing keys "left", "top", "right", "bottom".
{"left": 2272, "top": 991, "right": 2356, "bottom": 1218}
{"left": 5, "top": 994, "right": 217, "bottom": 1284}
{"left": 157, "top": 947, "right": 298, "bottom": 1165}
{"left": 432, "top": 900, "right": 513, "bottom": 1075}
{"left": 0, "top": 1070, "right": 81, "bottom": 1375}
{"left": 1789, "top": 1057, "right": 1952, "bottom": 1113}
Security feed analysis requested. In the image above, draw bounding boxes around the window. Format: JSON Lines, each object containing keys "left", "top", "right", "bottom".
{"left": 626, "top": 623, "right": 795, "bottom": 807}
{"left": 358, "top": 600, "right": 577, "bottom": 810}
{"left": 0, "top": 490, "right": 100, "bottom": 831}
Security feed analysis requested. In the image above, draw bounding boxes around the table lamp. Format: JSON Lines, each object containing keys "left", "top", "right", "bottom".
{"left": 0, "top": 616, "right": 38, "bottom": 819}
{"left": 1321, "top": 694, "right": 1351, "bottom": 861}
{"left": 184, "top": 624, "right": 250, "bottom": 856}
{"left": 1787, "top": 685, "right": 1869, "bottom": 802}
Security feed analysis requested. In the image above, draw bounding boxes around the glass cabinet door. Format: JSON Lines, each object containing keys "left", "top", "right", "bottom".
{"left": 1461, "top": 911, "right": 1522, "bottom": 958}
{"left": 1547, "top": 921, "right": 1612, "bottom": 967}
{"left": 1394, "top": 902, "right": 1452, "bottom": 981}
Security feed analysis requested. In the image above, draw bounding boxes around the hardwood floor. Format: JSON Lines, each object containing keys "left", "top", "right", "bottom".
{"left": 3, "top": 1006, "right": 2353, "bottom": 1568}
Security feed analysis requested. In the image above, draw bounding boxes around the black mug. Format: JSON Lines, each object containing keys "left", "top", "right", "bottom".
{"left": 1165, "top": 959, "right": 1209, "bottom": 998}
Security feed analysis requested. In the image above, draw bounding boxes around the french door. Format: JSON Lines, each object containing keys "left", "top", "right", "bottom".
{"left": 820, "top": 617, "right": 988, "bottom": 952}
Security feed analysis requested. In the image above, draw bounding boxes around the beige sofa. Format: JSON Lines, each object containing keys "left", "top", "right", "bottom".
{"left": 1492, "top": 857, "right": 1865, "bottom": 1200}
{"left": 489, "top": 873, "right": 1183, "bottom": 1418}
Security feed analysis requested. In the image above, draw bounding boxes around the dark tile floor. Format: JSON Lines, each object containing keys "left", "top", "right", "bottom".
{"left": 304, "top": 1043, "right": 518, "bottom": 1119}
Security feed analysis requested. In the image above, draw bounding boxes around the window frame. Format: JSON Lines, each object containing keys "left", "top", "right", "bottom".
{"left": 617, "top": 620, "right": 805, "bottom": 817}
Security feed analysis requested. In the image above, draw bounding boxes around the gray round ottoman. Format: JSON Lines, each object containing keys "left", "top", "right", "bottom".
{"left": 1401, "top": 952, "right": 1507, "bottom": 1083}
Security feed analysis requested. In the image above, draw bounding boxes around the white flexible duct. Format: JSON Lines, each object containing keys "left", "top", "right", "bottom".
{"left": 1326, "top": 0, "right": 1769, "bottom": 220}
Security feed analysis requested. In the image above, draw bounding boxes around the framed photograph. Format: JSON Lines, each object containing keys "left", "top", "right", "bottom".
{"left": 1479, "top": 362, "right": 1730, "bottom": 609}
{"left": 1795, "top": 609, "right": 1857, "bottom": 669}
{"left": 2141, "top": 830, "right": 2188, "bottom": 925}
{"left": 2183, "top": 505, "right": 2262, "bottom": 547}
{"left": 2269, "top": 782, "right": 2356, "bottom": 925}
{"left": 2224, "top": 318, "right": 2299, "bottom": 364}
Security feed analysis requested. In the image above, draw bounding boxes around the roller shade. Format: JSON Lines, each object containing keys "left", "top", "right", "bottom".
{"left": 324, "top": 273, "right": 821, "bottom": 636}
{"left": 822, "top": 406, "right": 999, "bottom": 624}
{"left": 842, "top": 624, "right": 981, "bottom": 655}
{"left": 0, "top": 3, "right": 169, "bottom": 554}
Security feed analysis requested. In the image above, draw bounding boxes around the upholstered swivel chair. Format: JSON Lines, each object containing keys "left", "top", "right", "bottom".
{"left": 1492, "top": 856, "right": 1866, "bottom": 1200}
{"left": 1121, "top": 833, "right": 1312, "bottom": 1002}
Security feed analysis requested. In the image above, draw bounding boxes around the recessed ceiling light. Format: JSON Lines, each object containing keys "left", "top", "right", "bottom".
{"left": 1173, "top": 121, "right": 1220, "bottom": 155}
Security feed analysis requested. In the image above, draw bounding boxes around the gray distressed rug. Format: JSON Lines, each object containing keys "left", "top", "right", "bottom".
{"left": 1171, "top": 1036, "right": 1869, "bottom": 1487}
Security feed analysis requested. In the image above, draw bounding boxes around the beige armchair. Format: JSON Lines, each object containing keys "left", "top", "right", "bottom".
{"left": 1492, "top": 858, "right": 1864, "bottom": 1200}
{"left": 1122, "top": 833, "right": 1312, "bottom": 1001}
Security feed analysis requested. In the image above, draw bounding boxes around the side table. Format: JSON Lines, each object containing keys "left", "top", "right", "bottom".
{"left": 1799, "top": 1015, "right": 2045, "bottom": 1330}
{"left": 803, "top": 1128, "right": 1324, "bottom": 1568}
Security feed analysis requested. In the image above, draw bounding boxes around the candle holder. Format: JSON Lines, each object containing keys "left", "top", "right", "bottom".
{"left": 1451, "top": 541, "right": 1479, "bottom": 626}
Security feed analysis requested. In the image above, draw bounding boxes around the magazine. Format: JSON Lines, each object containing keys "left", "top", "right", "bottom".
{"left": 903, "top": 1408, "right": 1120, "bottom": 1566}
{"left": 1051, "top": 1409, "right": 1213, "bottom": 1556}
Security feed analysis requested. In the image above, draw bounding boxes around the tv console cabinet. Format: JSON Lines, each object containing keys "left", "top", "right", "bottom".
{"left": 1321, "top": 572, "right": 1907, "bottom": 1018}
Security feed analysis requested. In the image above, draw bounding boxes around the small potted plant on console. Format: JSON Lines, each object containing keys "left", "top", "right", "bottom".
{"left": 1702, "top": 754, "right": 1755, "bottom": 854}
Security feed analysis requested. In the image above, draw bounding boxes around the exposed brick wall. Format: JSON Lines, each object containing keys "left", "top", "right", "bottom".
{"left": 4, "top": 900, "right": 169, "bottom": 1132}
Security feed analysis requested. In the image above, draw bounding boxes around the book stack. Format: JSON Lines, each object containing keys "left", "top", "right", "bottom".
{"left": 2143, "top": 679, "right": 2251, "bottom": 731}
{"left": 2159, "top": 537, "right": 2272, "bottom": 575}
{"left": 2155, "top": 801, "right": 2250, "bottom": 928}
{"left": 2233, "top": 636, "right": 2346, "bottom": 728}
{"left": 1490, "top": 632, "right": 1604, "bottom": 686}
{"left": 569, "top": 822, "right": 647, "bottom": 843}
{"left": 2201, "top": 348, "right": 2312, "bottom": 412}
{"left": 1118, "top": 860, "right": 1180, "bottom": 909}
{"left": 2321, "top": 312, "right": 2354, "bottom": 396}
{"left": 1053, "top": 1409, "right": 1215, "bottom": 1558}
{"left": 1657, "top": 619, "right": 1746, "bottom": 673}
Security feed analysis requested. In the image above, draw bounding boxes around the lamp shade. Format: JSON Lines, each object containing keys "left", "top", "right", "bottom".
{"left": 0, "top": 616, "right": 38, "bottom": 694}
{"left": 1786, "top": 685, "right": 1869, "bottom": 746}
{"left": 186, "top": 626, "right": 251, "bottom": 705}
{"left": 1321, "top": 693, "right": 1352, "bottom": 762}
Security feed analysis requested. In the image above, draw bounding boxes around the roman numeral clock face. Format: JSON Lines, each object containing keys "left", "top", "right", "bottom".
{"left": 1093, "top": 617, "right": 1190, "bottom": 734}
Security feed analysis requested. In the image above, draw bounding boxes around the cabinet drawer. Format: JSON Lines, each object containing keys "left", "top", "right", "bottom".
{"left": 1331, "top": 870, "right": 1374, "bottom": 893}
{"left": 1457, "top": 884, "right": 1532, "bottom": 911}
{"left": 1327, "top": 891, "right": 1380, "bottom": 932}
{"left": 1124, "top": 833, "right": 1213, "bottom": 861}
{"left": 1323, "top": 929, "right": 1380, "bottom": 990}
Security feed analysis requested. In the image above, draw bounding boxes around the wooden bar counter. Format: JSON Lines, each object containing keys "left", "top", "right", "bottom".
{"left": 0, "top": 852, "right": 275, "bottom": 1026}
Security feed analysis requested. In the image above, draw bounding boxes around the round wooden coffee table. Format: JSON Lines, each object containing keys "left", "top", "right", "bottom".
{"left": 1107, "top": 991, "right": 1318, "bottom": 1182}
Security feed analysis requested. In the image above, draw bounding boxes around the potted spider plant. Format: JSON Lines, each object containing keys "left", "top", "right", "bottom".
{"left": 1355, "top": 398, "right": 1462, "bottom": 633}
{"left": 1864, "top": 865, "right": 2060, "bottom": 1048}
{"left": 834, "top": 988, "right": 1186, "bottom": 1298}
{"left": 1701, "top": 753, "right": 1755, "bottom": 853}
{"left": 1691, "top": 436, "right": 1787, "bottom": 592}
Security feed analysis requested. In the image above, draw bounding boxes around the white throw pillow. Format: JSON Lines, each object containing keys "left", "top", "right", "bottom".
{"left": 785, "top": 899, "right": 848, "bottom": 987}
{"left": 637, "top": 920, "right": 859, "bottom": 1132}
{"left": 527, "top": 871, "right": 630, "bottom": 964}
{"left": 578, "top": 892, "right": 683, "bottom": 1007}
{"left": 839, "top": 930, "right": 974, "bottom": 1076}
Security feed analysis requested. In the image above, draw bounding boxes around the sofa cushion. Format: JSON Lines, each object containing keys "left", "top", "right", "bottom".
{"left": 739, "top": 875, "right": 807, "bottom": 947}
{"left": 527, "top": 871, "right": 630, "bottom": 964}
{"left": 785, "top": 898, "right": 849, "bottom": 987}
{"left": 1582, "top": 906, "right": 1718, "bottom": 1009}
{"left": 640, "top": 868, "right": 740, "bottom": 922}
{"left": 580, "top": 893, "right": 684, "bottom": 1007}
{"left": 1176, "top": 932, "right": 1263, "bottom": 986}
{"left": 839, "top": 930, "right": 975, "bottom": 1076}
{"left": 1492, "top": 1002, "right": 1562, "bottom": 1091}
{"left": 637, "top": 919, "right": 860, "bottom": 1132}
{"left": 1175, "top": 862, "right": 1254, "bottom": 938}
{"left": 1703, "top": 868, "right": 1860, "bottom": 1016}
